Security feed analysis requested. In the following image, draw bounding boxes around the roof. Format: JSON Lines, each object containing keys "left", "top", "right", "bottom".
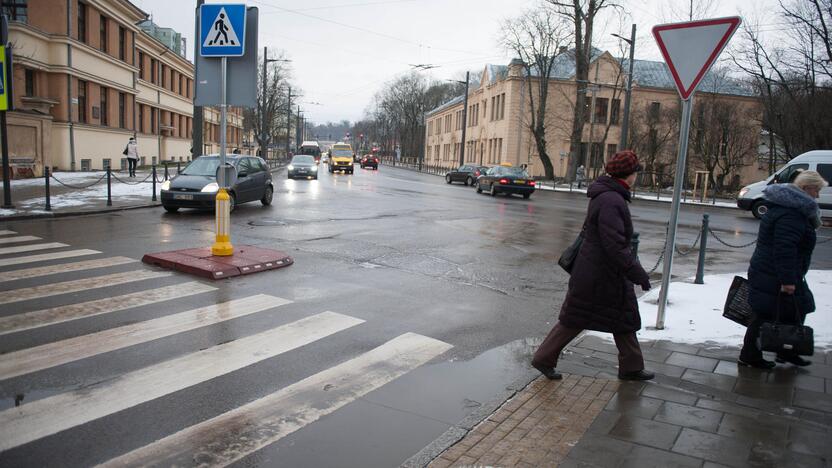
{"left": 426, "top": 94, "right": 465, "bottom": 117}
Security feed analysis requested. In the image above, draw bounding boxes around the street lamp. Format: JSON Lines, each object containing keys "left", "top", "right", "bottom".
{"left": 612, "top": 24, "right": 636, "bottom": 151}
{"left": 262, "top": 47, "right": 291, "bottom": 157}
{"left": 447, "top": 71, "right": 470, "bottom": 167}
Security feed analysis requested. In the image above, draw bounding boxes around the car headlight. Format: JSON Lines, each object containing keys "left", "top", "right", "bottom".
{"left": 201, "top": 182, "right": 219, "bottom": 193}
{"left": 739, "top": 187, "right": 749, "bottom": 198}
{"left": 311, "top": 165, "right": 318, "bottom": 171}
{"left": 161, "top": 180, "right": 171, "bottom": 191}
{"left": 288, "top": 165, "right": 294, "bottom": 170}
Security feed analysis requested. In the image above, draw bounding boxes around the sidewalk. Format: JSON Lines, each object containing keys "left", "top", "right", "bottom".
{"left": 414, "top": 272, "right": 832, "bottom": 468}
{"left": 534, "top": 181, "right": 740, "bottom": 210}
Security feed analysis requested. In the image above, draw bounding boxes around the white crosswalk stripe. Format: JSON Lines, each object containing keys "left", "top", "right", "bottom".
{"left": 0, "top": 249, "right": 100, "bottom": 268}
{"left": 0, "top": 235, "right": 41, "bottom": 245}
{"left": 0, "top": 294, "right": 293, "bottom": 380}
{"left": 0, "top": 256, "right": 136, "bottom": 282}
{"left": 0, "top": 230, "right": 17, "bottom": 236}
{"left": 0, "top": 242, "right": 68, "bottom": 256}
{"left": 0, "top": 312, "right": 364, "bottom": 451}
{"left": 0, "top": 269, "right": 171, "bottom": 305}
{"left": 100, "top": 333, "right": 452, "bottom": 467}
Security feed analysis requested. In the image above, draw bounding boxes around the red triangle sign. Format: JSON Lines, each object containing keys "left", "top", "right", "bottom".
{"left": 653, "top": 17, "right": 741, "bottom": 100}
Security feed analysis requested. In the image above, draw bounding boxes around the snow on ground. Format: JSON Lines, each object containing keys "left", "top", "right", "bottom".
{"left": 18, "top": 177, "right": 155, "bottom": 210}
{"left": 534, "top": 183, "right": 739, "bottom": 209}
{"left": 588, "top": 270, "right": 832, "bottom": 347}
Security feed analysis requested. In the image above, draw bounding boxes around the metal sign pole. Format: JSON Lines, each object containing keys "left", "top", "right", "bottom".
{"left": 655, "top": 95, "right": 694, "bottom": 329}
{"left": 211, "top": 56, "right": 233, "bottom": 256}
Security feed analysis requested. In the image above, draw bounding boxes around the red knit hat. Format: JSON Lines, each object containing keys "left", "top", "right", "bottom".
{"left": 605, "top": 150, "right": 642, "bottom": 178}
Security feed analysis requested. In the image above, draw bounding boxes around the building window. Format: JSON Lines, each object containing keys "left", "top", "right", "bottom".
{"left": 24, "top": 68, "right": 35, "bottom": 97}
{"left": 100, "top": 87, "right": 108, "bottom": 126}
{"left": 606, "top": 144, "right": 617, "bottom": 161}
{"left": 594, "top": 98, "right": 608, "bottom": 124}
{"left": 102, "top": 158, "right": 111, "bottom": 169}
{"left": 80, "top": 159, "right": 91, "bottom": 171}
{"left": 151, "top": 59, "right": 157, "bottom": 85}
{"left": 610, "top": 98, "right": 621, "bottom": 125}
{"left": 1, "top": 0, "right": 28, "bottom": 22}
{"left": 138, "top": 104, "right": 144, "bottom": 133}
{"left": 170, "top": 69, "right": 175, "bottom": 92}
{"left": 118, "top": 92, "right": 126, "bottom": 129}
{"left": 179, "top": 75, "right": 185, "bottom": 96}
{"left": 119, "top": 26, "right": 126, "bottom": 61}
{"left": 77, "top": 2, "right": 87, "bottom": 43}
{"left": 99, "top": 15, "right": 107, "bottom": 52}
{"left": 78, "top": 80, "right": 87, "bottom": 123}
{"left": 649, "top": 101, "right": 661, "bottom": 120}
{"left": 151, "top": 107, "right": 157, "bottom": 134}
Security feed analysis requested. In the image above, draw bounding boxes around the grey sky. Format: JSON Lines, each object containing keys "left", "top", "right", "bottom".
{"left": 134, "top": 0, "right": 781, "bottom": 124}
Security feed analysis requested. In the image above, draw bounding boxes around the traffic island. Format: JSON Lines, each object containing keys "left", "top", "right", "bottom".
{"left": 142, "top": 245, "right": 293, "bottom": 280}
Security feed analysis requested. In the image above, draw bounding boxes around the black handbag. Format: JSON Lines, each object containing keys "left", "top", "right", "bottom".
{"left": 723, "top": 276, "right": 753, "bottom": 326}
{"left": 758, "top": 295, "right": 814, "bottom": 356}
{"left": 558, "top": 232, "right": 583, "bottom": 274}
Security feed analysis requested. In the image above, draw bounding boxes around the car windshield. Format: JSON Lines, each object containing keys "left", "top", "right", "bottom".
{"left": 332, "top": 149, "right": 353, "bottom": 157}
{"left": 292, "top": 155, "right": 315, "bottom": 164}
{"left": 299, "top": 147, "right": 321, "bottom": 157}
{"left": 182, "top": 157, "right": 220, "bottom": 177}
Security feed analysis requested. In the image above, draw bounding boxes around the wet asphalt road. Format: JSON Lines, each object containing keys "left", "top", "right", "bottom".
{"left": 1, "top": 164, "right": 830, "bottom": 467}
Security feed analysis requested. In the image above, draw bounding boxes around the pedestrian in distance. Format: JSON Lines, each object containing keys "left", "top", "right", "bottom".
{"left": 124, "top": 137, "right": 139, "bottom": 177}
{"left": 532, "top": 150, "right": 654, "bottom": 381}
{"left": 576, "top": 165, "right": 586, "bottom": 189}
{"left": 739, "top": 170, "right": 828, "bottom": 369}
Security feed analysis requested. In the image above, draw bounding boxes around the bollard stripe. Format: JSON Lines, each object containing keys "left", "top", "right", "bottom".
{"left": 0, "top": 243, "right": 69, "bottom": 256}
{"left": 0, "top": 294, "right": 293, "bottom": 380}
{"left": 0, "top": 269, "right": 171, "bottom": 305}
{"left": 0, "top": 281, "right": 215, "bottom": 336}
{"left": 0, "top": 236, "right": 42, "bottom": 245}
{"left": 0, "top": 249, "right": 100, "bottom": 268}
{"left": 0, "top": 256, "right": 137, "bottom": 282}
{"left": 99, "top": 333, "right": 452, "bottom": 467}
{"left": 0, "top": 311, "right": 364, "bottom": 452}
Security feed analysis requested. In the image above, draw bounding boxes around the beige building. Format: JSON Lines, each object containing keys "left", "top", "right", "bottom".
{"left": 425, "top": 50, "right": 765, "bottom": 188}
{"left": 2, "top": 0, "right": 245, "bottom": 177}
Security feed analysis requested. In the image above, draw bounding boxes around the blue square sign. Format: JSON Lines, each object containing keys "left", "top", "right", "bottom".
{"left": 199, "top": 4, "right": 247, "bottom": 57}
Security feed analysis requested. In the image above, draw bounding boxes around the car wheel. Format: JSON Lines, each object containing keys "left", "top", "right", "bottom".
{"left": 229, "top": 192, "right": 236, "bottom": 213}
{"left": 445, "top": 174, "right": 452, "bottom": 184}
{"left": 752, "top": 200, "right": 768, "bottom": 219}
{"left": 261, "top": 185, "right": 274, "bottom": 206}
{"left": 523, "top": 193, "right": 531, "bottom": 199}
{"left": 476, "top": 184, "right": 482, "bottom": 194}
{"left": 287, "top": 174, "right": 293, "bottom": 179}
{"left": 466, "top": 176, "right": 473, "bottom": 186}
{"left": 490, "top": 184, "right": 497, "bottom": 197}
{"left": 163, "top": 205, "right": 179, "bottom": 213}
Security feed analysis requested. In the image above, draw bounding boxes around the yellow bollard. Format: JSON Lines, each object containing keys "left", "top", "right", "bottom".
{"left": 211, "top": 188, "right": 234, "bottom": 256}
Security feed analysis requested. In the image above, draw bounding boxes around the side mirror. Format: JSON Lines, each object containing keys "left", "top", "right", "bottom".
{"left": 238, "top": 172, "right": 248, "bottom": 178}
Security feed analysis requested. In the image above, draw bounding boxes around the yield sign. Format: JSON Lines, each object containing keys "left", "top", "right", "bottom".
{"left": 653, "top": 17, "right": 741, "bottom": 100}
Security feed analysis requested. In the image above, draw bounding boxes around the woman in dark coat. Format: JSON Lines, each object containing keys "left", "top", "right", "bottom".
{"left": 739, "top": 170, "right": 828, "bottom": 368}
{"left": 532, "top": 151, "right": 654, "bottom": 381}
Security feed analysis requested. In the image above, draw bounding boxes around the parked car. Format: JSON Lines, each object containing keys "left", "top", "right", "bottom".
{"left": 360, "top": 154, "right": 379, "bottom": 170}
{"left": 288, "top": 154, "right": 319, "bottom": 180}
{"left": 476, "top": 166, "right": 536, "bottom": 199}
{"left": 445, "top": 164, "right": 489, "bottom": 186}
{"left": 160, "top": 155, "right": 273, "bottom": 213}
{"left": 737, "top": 150, "right": 832, "bottom": 219}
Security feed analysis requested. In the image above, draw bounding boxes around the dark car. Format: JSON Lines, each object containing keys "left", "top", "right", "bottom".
{"left": 160, "top": 155, "right": 273, "bottom": 213}
{"left": 288, "top": 155, "right": 319, "bottom": 179}
{"left": 445, "top": 164, "right": 489, "bottom": 186}
{"left": 360, "top": 154, "right": 379, "bottom": 170}
{"left": 476, "top": 166, "right": 536, "bottom": 199}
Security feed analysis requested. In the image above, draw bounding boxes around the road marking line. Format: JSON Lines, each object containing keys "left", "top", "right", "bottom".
{"left": 0, "top": 282, "right": 216, "bottom": 336}
{"left": 0, "top": 230, "right": 16, "bottom": 236}
{"left": 0, "top": 294, "right": 292, "bottom": 380}
{"left": 0, "top": 257, "right": 137, "bottom": 282}
{"left": 0, "top": 311, "right": 363, "bottom": 452}
{"left": 0, "top": 249, "right": 101, "bottom": 268}
{"left": 100, "top": 333, "right": 452, "bottom": 467}
{"left": 0, "top": 270, "right": 171, "bottom": 306}
{"left": 0, "top": 242, "right": 69, "bottom": 256}
{"left": 0, "top": 235, "right": 41, "bottom": 245}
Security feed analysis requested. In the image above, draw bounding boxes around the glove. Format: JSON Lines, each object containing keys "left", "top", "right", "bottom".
{"left": 640, "top": 279, "right": 651, "bottom": 291}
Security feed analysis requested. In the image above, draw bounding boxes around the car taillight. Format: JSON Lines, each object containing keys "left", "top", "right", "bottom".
{"left": 499, "top": 178, "right": 509, "bottom": 184}
{"left": 374, "top": 158, "right": 379, "bottom": 163}
{"left": 528, "top": 180, "right": 535, "bottom": 186}
{"left": 474, "top": 171, "right": 480, "bottom": 176}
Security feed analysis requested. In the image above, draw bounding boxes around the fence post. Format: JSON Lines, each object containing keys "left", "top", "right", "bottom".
{"left": 164, "top": 163, "right": 170, "bottom": 181}
{"left": 631, "top": 232, "right": 640, "bottom": 261}
{"left": 106, "top": 166, "right": 112, "bottom": 206}
{"left": 695, "top": 214, "right": 709, "bottom": 284}
{"left": 44, "top": 167, "right": 51, "bottom": 211}
{"left": 152, "top": 164, "right": 157, "bottom": 202}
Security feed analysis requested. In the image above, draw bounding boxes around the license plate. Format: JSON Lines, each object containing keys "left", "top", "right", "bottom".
{"left": 515, "top": 179, "right": 525, "bottom": 184}
{"left": 174, "top": 194, "right": 193, "bottom": 200}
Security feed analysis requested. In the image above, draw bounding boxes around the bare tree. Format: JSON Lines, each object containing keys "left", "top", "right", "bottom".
{"left": 662, "top": 0, "right": 718, "bottom": 21}
{"left": 628, "top": 103, "right": 680, "bottom": 188}
{"left": 244, "top": 53, "right": 292, "bottom": 156}
{"left": 500, "top": 6, "right": 573, "bottom": 179}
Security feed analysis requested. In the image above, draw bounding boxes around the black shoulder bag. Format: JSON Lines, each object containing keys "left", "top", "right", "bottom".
{"left": 758, "top": 294, "right": 814, "bottom": 356}
{"left": 558, "top": 216, "right": 588, "bottom": 274}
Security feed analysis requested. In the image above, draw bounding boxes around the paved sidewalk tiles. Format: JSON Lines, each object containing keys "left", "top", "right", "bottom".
{"left": 423, "top": 334, "right": 832, "bottom": 467}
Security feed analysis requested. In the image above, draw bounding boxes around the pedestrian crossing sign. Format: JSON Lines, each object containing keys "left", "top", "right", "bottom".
{"left": 199, "top": 4, "right": 247, "bottom": 57}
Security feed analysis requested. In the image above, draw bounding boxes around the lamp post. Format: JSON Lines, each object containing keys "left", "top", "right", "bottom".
{"left": 261, "top": 47, "right": 290, "bottom": 158}
{"left": 447, "top": 72, "right": 470, "bottom": 167}
{"left": 612, "top": 24, "right": 636, "bottom": 150}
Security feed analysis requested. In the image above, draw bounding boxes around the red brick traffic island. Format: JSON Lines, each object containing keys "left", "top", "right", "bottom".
{"left": 142, "top": 245, "right": 293, "bottom": 280}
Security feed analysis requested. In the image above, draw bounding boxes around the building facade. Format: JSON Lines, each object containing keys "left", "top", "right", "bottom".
{"left": 425, "top": 51, "right": 765, "bottom": 188}
{"left": 1, "top": 0, "right": 245, "bottom": 176}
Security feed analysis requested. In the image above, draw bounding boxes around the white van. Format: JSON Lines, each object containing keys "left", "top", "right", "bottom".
{"left": 737, "top": 150, "right": 832, "bottom": 219}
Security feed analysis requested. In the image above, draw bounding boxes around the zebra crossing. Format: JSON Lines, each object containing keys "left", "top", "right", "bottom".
{"left": 0, "top": 229, "right": 452, "bottom": 465}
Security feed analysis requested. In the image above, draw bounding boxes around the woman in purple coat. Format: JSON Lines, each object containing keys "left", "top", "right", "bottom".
{"left": 532, "top": 151, "right": 654, "bottom": 381}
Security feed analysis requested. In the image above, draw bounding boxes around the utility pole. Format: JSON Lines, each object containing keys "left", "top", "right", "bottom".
{"left": 285, "top": 85, "right": 291, "bottom": 158}
{"left": 191, "top": 0, "right": 205, "bottom": 159}
{"left": 614, "top": 24, "right": 636, "bottom": 150}
{"left": 1, "top": 14, "right": 14, "bottom": 208}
